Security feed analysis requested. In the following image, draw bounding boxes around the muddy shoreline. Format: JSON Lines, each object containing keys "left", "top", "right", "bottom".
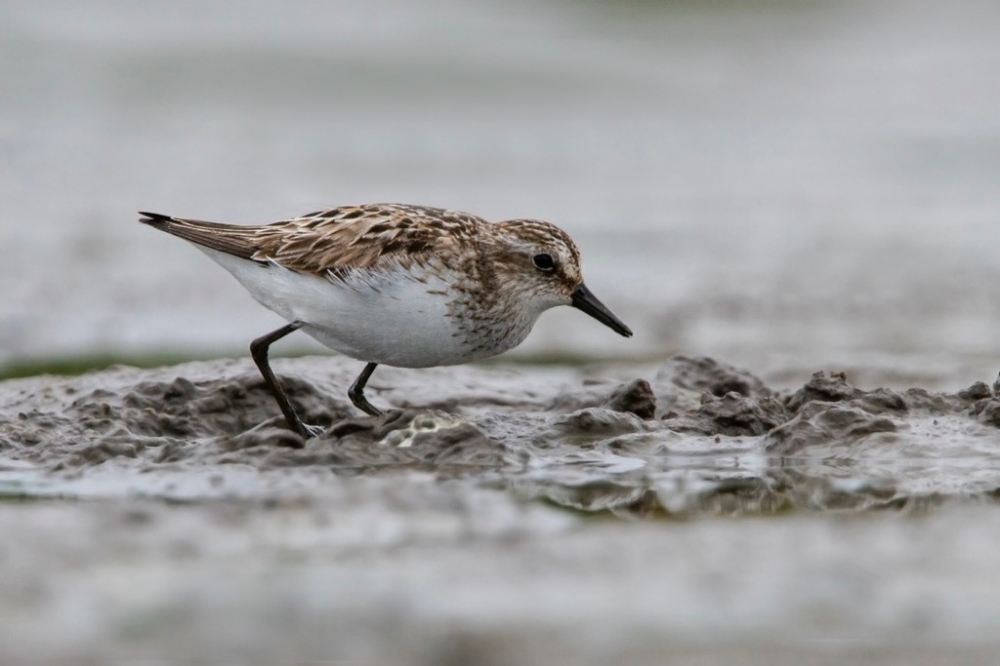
{"left": 4, "top": 354, "right": 1000, "bottom": 512}
{"left": 4, "top": 355, "right": 1000, "bottom": 663}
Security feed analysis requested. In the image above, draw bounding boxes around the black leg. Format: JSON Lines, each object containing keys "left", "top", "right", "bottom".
{"left": 250, "top": 322, "right": 320, "bottom": 438}
{"left": 348, "top": 362, "right": 382, "bottom": 416}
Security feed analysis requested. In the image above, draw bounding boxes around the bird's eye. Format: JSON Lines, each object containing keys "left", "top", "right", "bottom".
{"left": 533, "top": 253, "right": 556, "bottom": 271}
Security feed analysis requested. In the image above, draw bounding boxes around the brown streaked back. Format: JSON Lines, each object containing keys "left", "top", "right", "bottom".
{"left": 139, "top": 204, "right": 488, "bottom": 276}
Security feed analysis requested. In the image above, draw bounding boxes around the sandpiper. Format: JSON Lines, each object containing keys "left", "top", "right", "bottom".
{"left": 140, "top": 204, "right": 632, "bottom": 437}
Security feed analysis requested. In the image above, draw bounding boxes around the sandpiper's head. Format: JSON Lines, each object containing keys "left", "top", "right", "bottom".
{"left": 494, "top": 219, "right": 632, "bottom": 337}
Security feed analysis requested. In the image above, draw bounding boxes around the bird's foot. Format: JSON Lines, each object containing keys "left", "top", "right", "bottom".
{"left": 288, "top": 420, "right": 326, "bottom": 439}
{"left": 303, "top": 423, "right": 326, "bottom": 438}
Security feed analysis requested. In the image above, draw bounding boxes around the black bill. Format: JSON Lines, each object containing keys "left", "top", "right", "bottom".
{"left": 570, "top": 283, "right": 633, "bottom": 338}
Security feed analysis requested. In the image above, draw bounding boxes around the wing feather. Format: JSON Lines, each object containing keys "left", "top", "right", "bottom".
{"left": 140, "top": 204, "right": 487, "bottom": 276}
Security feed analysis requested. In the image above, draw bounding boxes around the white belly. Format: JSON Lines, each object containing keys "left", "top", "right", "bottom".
{"left": 198, "top": 247, "right": 480, "bottom": 368}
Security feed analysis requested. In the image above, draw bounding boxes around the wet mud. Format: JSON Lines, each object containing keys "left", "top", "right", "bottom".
{"left": 5, "top": 355, "right": 1000, "bottom": 663}
{"left": 3, "top": 354, "right": 1000, "bottom": 514}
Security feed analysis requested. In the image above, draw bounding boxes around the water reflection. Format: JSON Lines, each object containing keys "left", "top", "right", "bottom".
{"left": 505, "top": 452, "right": 1000, "bottom": 518}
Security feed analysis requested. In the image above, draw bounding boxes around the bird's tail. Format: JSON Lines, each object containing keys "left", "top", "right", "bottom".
{"left": 139, "top": 211, "right": 260, "bottom": 260}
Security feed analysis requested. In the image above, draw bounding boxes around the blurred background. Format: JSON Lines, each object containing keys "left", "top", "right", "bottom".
{"left": 3, "top": 0, "right": 1000, "bottom": 380}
